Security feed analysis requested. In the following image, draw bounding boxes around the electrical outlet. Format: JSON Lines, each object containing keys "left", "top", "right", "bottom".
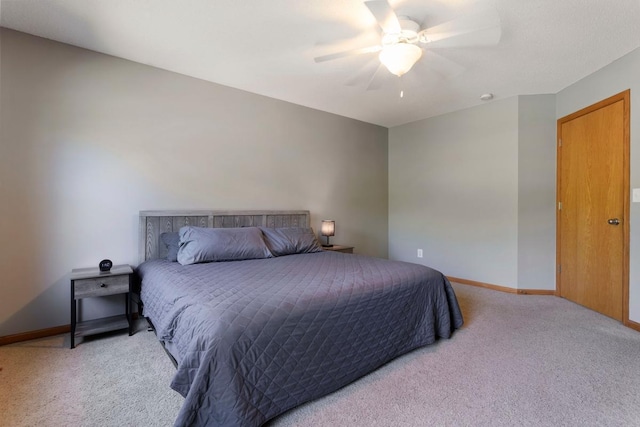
{"left": 417, "top": 249, "right": 423, "bottom": 258}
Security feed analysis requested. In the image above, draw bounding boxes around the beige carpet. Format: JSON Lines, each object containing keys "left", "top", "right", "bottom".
{"left": 2, "top": 283, "right": 639, "bottom": 426}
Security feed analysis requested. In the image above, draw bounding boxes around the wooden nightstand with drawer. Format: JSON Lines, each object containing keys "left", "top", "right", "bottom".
{"left": 70, "top": 264, "right": 134, "bottom": 349}
{"left": 322, "top": 245, "right": 354, "bottom": 254}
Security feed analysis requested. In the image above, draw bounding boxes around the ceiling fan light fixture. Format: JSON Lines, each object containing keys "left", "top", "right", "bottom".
{"left": 379, "top": 43, "right": 422, "bottom": 77}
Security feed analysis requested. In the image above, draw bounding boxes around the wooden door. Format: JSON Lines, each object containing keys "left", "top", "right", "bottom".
{"left": 557, "top": 90, "right": 629, "bottom": 321}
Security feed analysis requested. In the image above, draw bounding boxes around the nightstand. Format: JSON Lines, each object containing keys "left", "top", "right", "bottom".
{"left": 323, "top": 245, "right": 354, "bottom": 254}
{"left": 70, "top": 264, "right": 134, "bottom": 349}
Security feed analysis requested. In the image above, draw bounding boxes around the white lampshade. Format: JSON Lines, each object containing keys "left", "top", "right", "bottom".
{"left": 321, "top": 220, "right": 335, "bottom": 237}
{"left": 379, "top": 43, "right": 422, "bottom": 77}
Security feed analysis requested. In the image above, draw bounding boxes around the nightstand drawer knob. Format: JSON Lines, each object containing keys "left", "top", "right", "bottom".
{"left": 100, "top": 283, "right": 107, "bottom": 288}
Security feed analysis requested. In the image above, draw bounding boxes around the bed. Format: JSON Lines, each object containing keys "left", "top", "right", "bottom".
{"left": 136, "top": 210, "right": 463, "bottom": 427}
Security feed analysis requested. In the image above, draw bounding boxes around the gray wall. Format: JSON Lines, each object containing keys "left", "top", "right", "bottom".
{"left": 517, "top": 95, "right": 557, "bottom": 290}
{"left": 0, "top": 29, "right": 389, "bottom": 336}
{"left": 2, "top": 27, "right": 638, "bottom": 337}
{"left": 389, "top": 97, "right": 521, "bottom": 287}
{"left": 389, "top": 95, "right": 557, "bottom": 291}
{"left": 389, "top": 45, "right": 639, "bottom": 324}
{"left": 556, "top": 47, "right": 640, "bottom": 322}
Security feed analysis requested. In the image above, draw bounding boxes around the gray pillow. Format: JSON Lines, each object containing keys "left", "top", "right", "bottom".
{"left": 259, "top": 227, "right": 323, "bottom": 256}
{"left": 177, "top": 226, "right": 273, "bottom": 265}
{"left": 161, "top": 232, "right": 180, "bottom": 262}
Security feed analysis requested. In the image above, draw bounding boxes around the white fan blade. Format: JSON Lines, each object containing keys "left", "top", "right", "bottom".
{"left": 314, "top": 45, "right": 382, "bottom": 63}
{"left": 365, "top": 0, "right": 401, "bottom": 33}
{"left": 426, "top": 26, "right": 501, "bottom": 48}
{"left": 421, "top": 50, "right": 465, "bottom": 78}
{"left": 420, "top": 7, "right": 501, "bottom": 47}
{"left": 400, "top": 51, "right": 464, "bottom": 89}
{"left": 345, "top": 56, "right": 381, "bottom": 86}
{"left": 366, "top": 63, "right": 388, "bottom": 91}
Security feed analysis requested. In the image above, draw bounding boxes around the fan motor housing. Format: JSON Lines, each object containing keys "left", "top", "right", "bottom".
{"left": 382, "top": 17, "right": 420, "bottom": 45}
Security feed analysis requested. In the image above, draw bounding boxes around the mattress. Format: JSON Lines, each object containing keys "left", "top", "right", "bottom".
{"left": 137, "top": 251, "right": 463, "bottom": 426}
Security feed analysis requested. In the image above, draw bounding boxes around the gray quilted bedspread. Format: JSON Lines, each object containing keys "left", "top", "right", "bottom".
{"left": 137, "top": 252, "right": 463, "bottom": 427}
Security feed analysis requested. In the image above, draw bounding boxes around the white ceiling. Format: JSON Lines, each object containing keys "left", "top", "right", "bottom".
{"left": 2, "top": 0, "right": 639, "bottom": 127}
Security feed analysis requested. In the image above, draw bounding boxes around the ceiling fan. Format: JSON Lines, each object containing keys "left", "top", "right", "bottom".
{"left": 314, "top": 0, "right": 502, "bottom": 88}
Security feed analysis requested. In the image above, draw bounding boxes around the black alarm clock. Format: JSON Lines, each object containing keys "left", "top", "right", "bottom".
{"left": 99, "top": 259, "right": 113, "bottom": 272}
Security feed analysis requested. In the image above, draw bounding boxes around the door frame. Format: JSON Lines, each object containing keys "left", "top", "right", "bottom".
{"left": 556, "top": 89, "right": 630, "bottom": 325}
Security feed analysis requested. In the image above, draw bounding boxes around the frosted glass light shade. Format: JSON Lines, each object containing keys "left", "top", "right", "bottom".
{"left": 379, "top": 43, "right": 422, "bottom": 77}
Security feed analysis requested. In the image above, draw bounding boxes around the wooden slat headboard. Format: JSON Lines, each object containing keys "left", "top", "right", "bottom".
{"left": 138, "top": 210, "right": 311, "bottom": 264}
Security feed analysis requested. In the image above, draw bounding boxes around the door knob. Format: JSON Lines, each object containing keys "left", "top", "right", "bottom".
{"left": 608, "top": 218, "right": 620, "bottom": 225}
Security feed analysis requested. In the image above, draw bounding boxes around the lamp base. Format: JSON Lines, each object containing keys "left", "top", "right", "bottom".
{"left": 322, "top": 244, "right": 334, "bottom": 248}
